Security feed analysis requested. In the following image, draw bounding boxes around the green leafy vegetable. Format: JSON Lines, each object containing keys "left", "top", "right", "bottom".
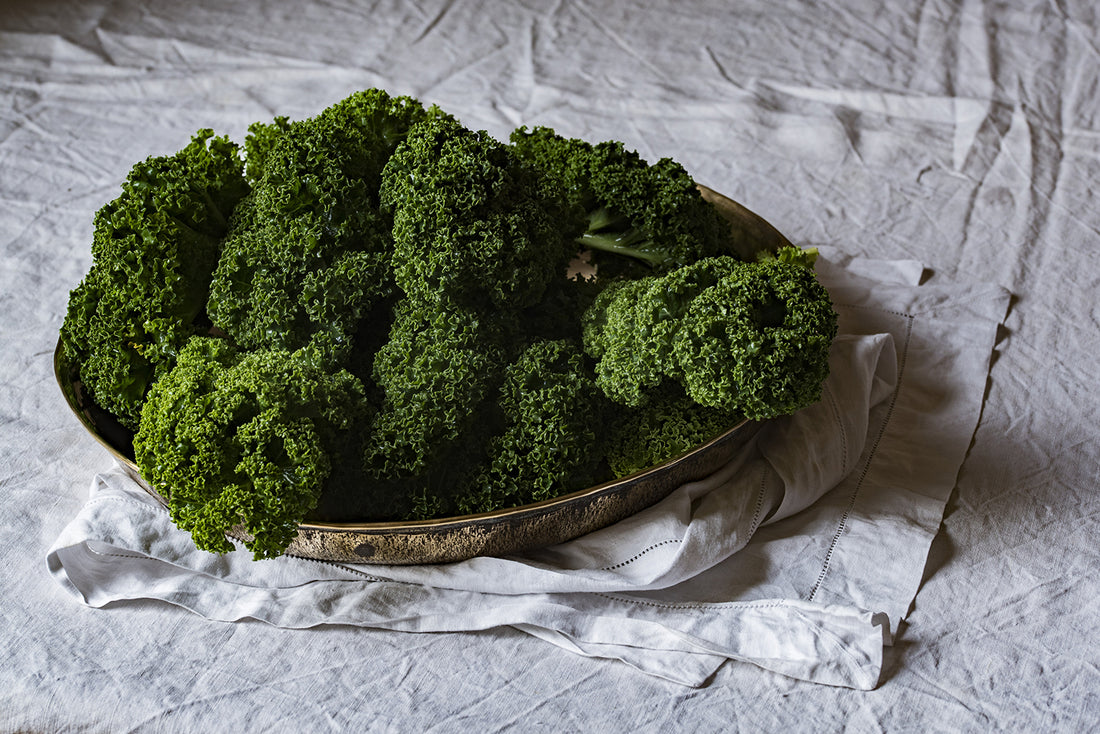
{"left": 60, "top": 131, "right": 249, "bottom": 429}
{"left": 208, "top": 89, "right": 443, "bottom": 366}
{"left": 364, "top": 298, "right": 514, "bottom": 484}
{"left": 509, "top": 125, "right": 733, "bottom": 277}
{"left": 381, "top": 116, "right": 575, "bottom": 310}
{"left": 604, "top": 383, "right": 739, "bottom": 479}
{"left": 582, "top": 248, "right": 837, "bottom": 421}
{"left": 457, "top": 339, "right": 609, "bottom": 514}
{"left": 133, "top": 337, "right": 370, "bottom": 559}
{"left": 673, "top": 253, "right": 837, "bottom": 419}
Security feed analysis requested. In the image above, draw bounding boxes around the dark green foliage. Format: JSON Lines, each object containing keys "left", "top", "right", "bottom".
{"left": 582, "top": 248, "right": 837, "bottom": 421}
{"left": 581, "top": 256, "right": 744, "bottom": 406}
{"left": 457, "top": 339, "right": 608, "bottom": 514}
{"left": 605, "top": 384, "right": 740, "bottom": 479}
{"left": 509, "top": 125, "right": 733, "bottom": 277}
{"left": 673, "top": 255, "right": 838, "bottom": 420}
{"left": 63, "top": 88, "right": 839, "bottom": 558}
{"left": 521, "top": 271, "right": 604, "bottom": 344}
{"left": 242, "top": 115, "right": 291, "bottom": 183}
{"left": 60, "top": 130, "right": 249, "bottom": 429}
{"left": 381, "top": 117, "right": 576, "bottom": 310}
{"left": 133, "top": 337, "right": 371, "bottom": 559}
{"left": 360, "top": 116, "right": 592, "bottom": 519}
{"left": 248, "top": 90, "right": 443, "bottom": 227}
{"left": 209, "top": 212, "right": 396, "bottom": 365}
{"left": 580, "top": 277, "right": 656, "bottom": 406}
{"left": 208, "top": 89, "right": 441, "bottom": 365}
{"left": 364, "top": 299, "right": 515, "bottom": 483}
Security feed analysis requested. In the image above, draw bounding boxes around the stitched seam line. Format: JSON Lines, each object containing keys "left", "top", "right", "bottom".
{"left": 807, "top": 313, "right": 913, "bottom": 603}
{"left": 593, "top": 593, "right": 795, "bottom": 612}
{"left": 836, "top": 303, "right": 914, "bottom": 319}
{"left": 294, "top": 555, "right": 395, "bottom": 583}
{"left": 588, "top": 591, "right": 875, "bottom": 671}
{"left": 601, "top": 538, "right": 682, "bottom": 571}
{"left": 84, "top": 547, "right": 152, "bottom": 560}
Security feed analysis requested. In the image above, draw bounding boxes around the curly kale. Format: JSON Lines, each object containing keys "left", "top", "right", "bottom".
{"left": 581, "top": 256, "right": 744, "bottom": 407}
{"left": 361, "top": 116, "right": 592, "bottom": 519}
{"left": 60, "top": 130, "right": 249, "bottom": 429}
{"left": 604, "top": 383, "right": 741, "bottom": 479}
{"left": 578, "top": 277, "right": 655, "bottom": 406}
{"left": 364, "top": 298, "right": 515, "bottom": 484}
{"left": 520, "top": 270, "right": 604, "bottom": 345}
{"left": 208, "top": 89, "right": 445, "bottom": 365}
{"left": 509, "top": 125, "right": 733, "bottom": 277}
{"left": 62, "top": 88, "right": 840, "bottom": 558}
{"left": 673, "top": 254, "right": 837, "bottom": 420}
{"left": 242, "top": 115, "right": 292, "bottom": 183}
{"left": 381, "top": 117, "right": 576, "bottom": 311}
{"left": 583, "top": 248, "right": 837, "bottom": 421}
{"left": 133, "top": 337, "right": 370, "bottom": 559}
{"left": 209, "top": 211, "right": 396, "bottom": 365}
{"left": 457, "top": 339, "right": 608, "bottom": 514}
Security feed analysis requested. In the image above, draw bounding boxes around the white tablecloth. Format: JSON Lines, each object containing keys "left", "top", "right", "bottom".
{"left": 45, "top": 251, "right": 1006, "bottom": 691}
{"left": 3, "top": 0, "right": 1098, "bottom": 730}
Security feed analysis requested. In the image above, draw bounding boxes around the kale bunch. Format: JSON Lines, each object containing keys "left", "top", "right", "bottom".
{"left": 582, "top": 248, "right": 838, "bottom": 423}
{"left": 381, "top": 116, "right": 575, "bottom": 311}
{"left": 603, "top": 383, "right": 739, "bottom": 479}
{"left": 208, "top": 89, "right": 447, "bottom": 367}
{"left": 133, "top": 337, "right": 370, "bottom": 559}
{"left": 60, "top": 131, "right": 249, "bottom": 429}
{"left": 509, "top": 125, "right": 735, "bottom": 278}
{"left": 457, "top": 339, "right": 608, "bottom": 515}
{"left": 358, "top": 116, "right": 585, "bottom": 518}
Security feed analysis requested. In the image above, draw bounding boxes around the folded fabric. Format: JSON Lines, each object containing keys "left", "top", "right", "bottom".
{"left": 47, "top": 252, "right": 1010, "bottom": 689}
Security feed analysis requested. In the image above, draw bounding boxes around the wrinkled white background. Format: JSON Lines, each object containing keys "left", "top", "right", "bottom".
{"left": 3, "top": 0, "right": 1099, "bottom": 729}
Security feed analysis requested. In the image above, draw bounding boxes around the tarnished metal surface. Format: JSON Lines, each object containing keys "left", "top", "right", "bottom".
{"left": 281, "top": 419, "right": 757, "bottom": 564}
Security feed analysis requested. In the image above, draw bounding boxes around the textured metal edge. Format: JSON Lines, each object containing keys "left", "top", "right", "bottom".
{"left": 697, "top": 184, "right": 792, "bottom": 256}
{"left": 283, "top": 418, "right": 758, "bottom": 563}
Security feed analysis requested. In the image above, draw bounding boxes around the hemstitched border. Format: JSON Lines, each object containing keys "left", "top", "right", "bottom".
{"left": 601, "top": 538, "right": 683, "bottom": 571}
{"left": 807, "top": 313, "right": 913, "bottom": 603}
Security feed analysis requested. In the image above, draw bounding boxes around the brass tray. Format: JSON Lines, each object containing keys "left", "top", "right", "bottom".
{"left": 55, "top": 186, "right": 785, "bottom": 565}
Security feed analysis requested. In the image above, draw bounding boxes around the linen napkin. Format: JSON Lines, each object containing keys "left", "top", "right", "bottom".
{"left": 47, "top": 251, "right": 1009, "bottom": 689}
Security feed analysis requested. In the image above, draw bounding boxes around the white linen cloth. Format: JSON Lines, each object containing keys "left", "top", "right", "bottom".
{"left": 47, "top": 251, "right": 1008, "bottom": 690}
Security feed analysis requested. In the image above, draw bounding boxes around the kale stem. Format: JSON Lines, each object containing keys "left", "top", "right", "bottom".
{"left": 576, "top": 230, "right": 661, "bottom": 268}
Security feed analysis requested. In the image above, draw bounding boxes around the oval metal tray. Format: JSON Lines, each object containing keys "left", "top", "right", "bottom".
{"left": 55, "top": 185, "right": 784, "bottom": 564}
